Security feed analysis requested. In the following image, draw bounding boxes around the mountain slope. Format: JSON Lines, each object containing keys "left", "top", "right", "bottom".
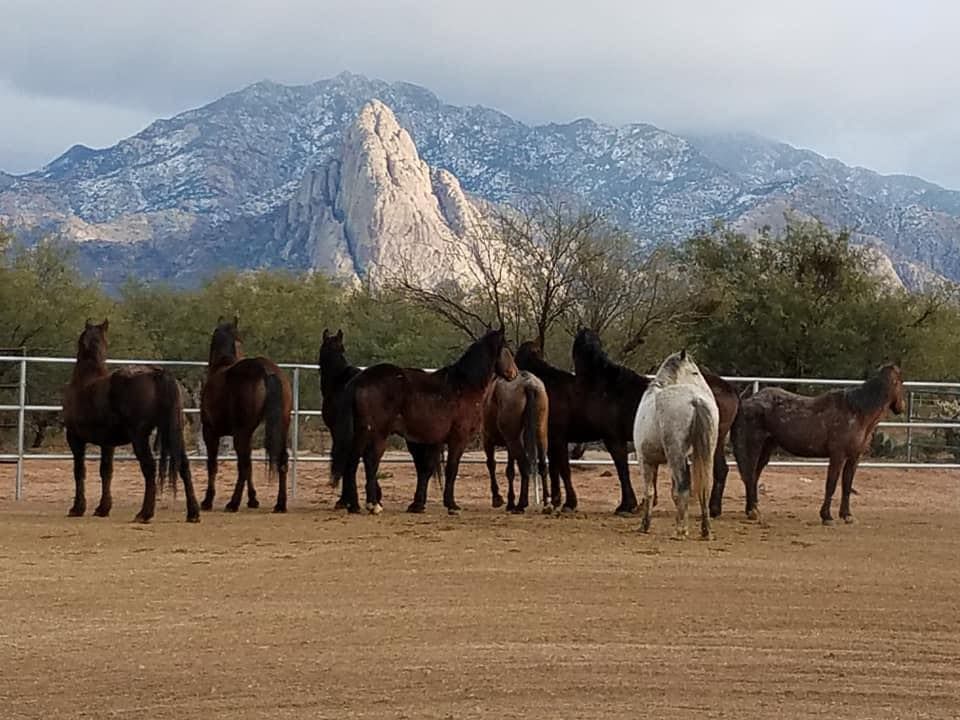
{"left": 1, "top": 72, "right": 958, "bottom": 287}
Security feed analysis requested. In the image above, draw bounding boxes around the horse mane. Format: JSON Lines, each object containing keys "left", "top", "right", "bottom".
{"left": 573, "top": 329, "right": 648, "bottom": 390}
{"left": 443, "top": 330, "right": 502, "bottom": 390}
{"left": 515, "top": 342, "right": 573, "bottom": 382}
{"left": 844, "top": 367, "right": 896, "bottom": 414}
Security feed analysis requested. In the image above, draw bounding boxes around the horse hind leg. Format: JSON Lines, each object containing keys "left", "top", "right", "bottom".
{"left": 93, "top": 445, "right": 115, "bottom": 517}
{"left": 200, "top": 425, "right": 219, "bottom": 511}
{"left": 484, "top": 437, "right": 504, "bottom": 508}
{"left": 667, "top": 448, "right": 692, "bottom": 540}
{"left": 225, "top": 433, "right": 252, "bottom": 512}
{"left": 132, "top": 432, "right": 158, "bottom": 523}
{"left": 638, "top": 461, "right": 659, "bottom": 534}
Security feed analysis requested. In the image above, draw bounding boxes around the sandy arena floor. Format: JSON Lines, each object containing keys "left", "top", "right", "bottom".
{"left": 0, "top": 456, "right": 958, "bottom": 719}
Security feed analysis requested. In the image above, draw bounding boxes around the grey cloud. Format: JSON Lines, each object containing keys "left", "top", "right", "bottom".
{"left": 2, "top": 0, "right": 959, "bottom": 186}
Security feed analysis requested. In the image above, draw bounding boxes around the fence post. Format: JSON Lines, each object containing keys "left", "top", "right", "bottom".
{"left": 290, "top": 367, "right": 300, "bottom": 498}
{"left": 15, "top": 358, "right": 26, "bottom": 500}
{"left": 906, "top": 391, "right": 915, "bottom": 464}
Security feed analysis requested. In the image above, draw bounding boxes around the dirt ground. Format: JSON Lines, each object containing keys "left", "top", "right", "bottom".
{"left": 0, "top": 455, "right": 958, "bottom": 719}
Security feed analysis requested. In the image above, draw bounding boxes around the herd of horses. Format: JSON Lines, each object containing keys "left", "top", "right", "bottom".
{"left": 59, "top": 317, "right": 906, "bottom": 537}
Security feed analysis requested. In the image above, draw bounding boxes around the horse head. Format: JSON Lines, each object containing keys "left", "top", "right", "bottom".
{"left": 489, "top": 326, "right": 518, "bottom": 381}
{"left": 77, "top": 319, "right": 109, "bottom": 366}
{"left": 318, "top": 328, "right": 346, "bottom": 369}
{"left": 209, "top": 316, "right": 243, "bottom": 368}
{"left": 882, "top": 363, "right": 906, "bottom": 415}
{"left": 654, "top": 349, "right": 704, "bottom": 387}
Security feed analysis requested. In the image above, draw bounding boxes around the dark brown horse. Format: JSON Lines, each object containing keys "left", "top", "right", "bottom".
{"left": 318, "top": 328, "right": 443, "bottom": 513}
{"left": 482, "top": 371, "right": 549, "bottom": 513}
{"left": 62, "top": 320, "right": 199, "bottom": 523}
{"left": 731, "top": 365, "right": 905, "bottom": 525}
{"left": 515, "top": 329, "right": 738, "bottom": 514}
{"left": 200, "top": 318, "right": 292, "bottom": 513}
{"left": 330, "top": 327, "right": 517, "bottom": 515}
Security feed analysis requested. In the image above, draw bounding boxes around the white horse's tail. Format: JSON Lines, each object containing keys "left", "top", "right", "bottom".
{"left": 690, "top": 397, "right": 718, "bottom": 538}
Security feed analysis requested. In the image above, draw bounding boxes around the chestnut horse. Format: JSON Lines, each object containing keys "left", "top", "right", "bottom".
{"left": 731, "top": 365, "right": 905, "bottom": 525}
{"left": 62, "top": 320, "right": 200, "bottom": 523}
{"left": 514, "top": 329, "right": 738, "bottom": 514}
{"left": 200, "top": 318, "right": 292, "bottom": 513}
{"left": 483, "top": 370, "right": 549, "bottom": 513}
{"left": 318, "top": 328, "right": 443, "bottom": 513}
{"left": 330, "top": 327, "right": 517, "bottom": 515}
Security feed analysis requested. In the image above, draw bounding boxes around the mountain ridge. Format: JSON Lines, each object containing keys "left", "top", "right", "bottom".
{"left": 1, "top": 71, "right": 958, "bottom": 287}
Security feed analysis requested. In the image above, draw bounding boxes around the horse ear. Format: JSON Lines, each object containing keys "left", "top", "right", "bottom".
{"left": 233, "top": 313, "right": 240, "bottom": 329}
{"left": 680, "top": 348, "right": 687, "bottom": 360}
{"left": 85, "top": 318, "right": 93, "bottom": 329}
{"left": 101, "top": 319, "right": 109, "bottom": 332}
{"left": 336, "top": 329, "right": 343, "bottom": 341}
{"left": 322, "top": 328, "right": 329, "bottom": 340}
{"left": 216, "top": 315, "right": 225, "bottom": 325}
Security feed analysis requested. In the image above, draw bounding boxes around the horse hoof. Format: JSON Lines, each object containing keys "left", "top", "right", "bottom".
{"left": 272, "top": 505, "right": 287, "bottom": 514}
{"left": 492, "top": 495, "right": 504, "bottom": 509}
{"left": 561, "top": 505, "right": 577, "bottom": 514}
{"left": 614, "top": 507, "right": 635, "bottom": 518}
{"left": 746, "top": 508, "right": 761, "bottom": 522}
{"left": 333, "top": 499, "right": 347, "bottom": 510}
{"left": 406, "top": 502, "right": 426, "bottom": 514}
{"left": 186, "top": 514, "right": 201, "bottom": 523}
{"left": 93, "top": 505, "right": 111, "bottom": 517}
{"left": 541, "top": 505, "right": 554, "bottom": 515}
{"left": 700, "top": 530, "right": 714, "bottom": 541}
{"left": 842, "top": 515, "right": 855, "bottom": 525}
{"left": 509, "top": 507, "right": 526, "bottom": 515}
{"left": 447, "top": 507, "right": 461, "bottom": 517}
{"left": 346, "top": 505, "right": 361, "bottom": 515}
{"left": 133, "top": 513, "right": 152, "bottom": 524}
{"left": 200, "top": 499, "right": 213, "bottom": 512}
{"left": 368, "top": 503, "right": 383, "bottom": 516}
{"left": 821, "top": 517, "right": 834, "bottom": 526}
{"left": 67, "top": 505, "right": 85, "bottom": 517}
{"left": 247, "top": 499, "right": 260, "bottom": 509}
{"left": 709, "top": 506, "right": 722, "bottom": 519}
{"left": 223, "top": 503, "right": 239, "bottom": 513}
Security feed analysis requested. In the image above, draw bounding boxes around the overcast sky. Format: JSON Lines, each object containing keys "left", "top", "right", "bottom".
{"left": 2, "top": 0, "right": 958, "bottom": 187}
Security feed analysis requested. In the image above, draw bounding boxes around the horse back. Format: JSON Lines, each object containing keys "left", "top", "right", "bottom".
{"left": 64, "top": 366, "right": 163, "bottom": 445}
{"left": 743, "top": 387, "right": 860, "bottom": 457}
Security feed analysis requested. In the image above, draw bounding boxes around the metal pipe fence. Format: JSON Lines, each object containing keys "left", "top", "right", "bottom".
{"left": 2, "top": 354, "right": 959, "bottom": 501}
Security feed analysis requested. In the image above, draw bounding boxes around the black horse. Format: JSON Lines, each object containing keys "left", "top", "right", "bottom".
{"left": 517, "top": 329, "right": 738, "bottom": 515}
{"left": 318, "top": 328, "right": 442, "bottom": 513}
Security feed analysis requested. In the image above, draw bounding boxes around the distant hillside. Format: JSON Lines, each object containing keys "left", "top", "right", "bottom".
{"left": 1, "top": 72, "right": 958, "bottom": 288}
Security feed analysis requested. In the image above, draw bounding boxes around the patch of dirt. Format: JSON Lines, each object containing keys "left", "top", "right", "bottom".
{"left": 0, "top": 458, "right": 958, "bottom": 718}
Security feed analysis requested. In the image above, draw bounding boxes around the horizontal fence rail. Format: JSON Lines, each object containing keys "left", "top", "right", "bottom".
{"left": 2, "top": 354, "right": 959, "bottom": 501}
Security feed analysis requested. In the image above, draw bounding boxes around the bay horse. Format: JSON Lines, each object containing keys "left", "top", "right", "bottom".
{"left": 200, "top": 317, "right": 292, "bottom": 513}
{"left": 62, "top": 320, "right": 200, "bottom": 523}
{"left": 482, "top": 371, "right": 549, "bottom": 513}
{"left": 731, "top": 364, "right": 905, "bottom": 525}
{"left": 515, "top": 329, "right": 737, "bottom": 514}
{"left": 330, "top": 327, "right": 517, "bottom": 515}
{"left": 318, "top": 328, "right": 443, "bottom": 513}
{"left": 633, "top": 350, "right": 719, "bottom": 539}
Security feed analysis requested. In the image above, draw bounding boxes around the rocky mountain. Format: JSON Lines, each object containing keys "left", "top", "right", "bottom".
{"left": 1, "top": 72, "right": 959, "bottom": 288}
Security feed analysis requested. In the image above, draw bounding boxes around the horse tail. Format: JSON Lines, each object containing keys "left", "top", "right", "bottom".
{"left": 155, "top": 369, "right": 186, "bottom": 497}
{"left": 690, "top": 398, "right": 718, "bottom": 496}
{"left": 434, "top": 446, "right": 445, "bottom": 493}
{"left": 522, "top": 384, "right": 540, "bottom": 485}
{"left": 263, "top": 373, "right": 289, "bottom": 480}
{"left": 329, "top": 383, "right": 357, "bottom": 488}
